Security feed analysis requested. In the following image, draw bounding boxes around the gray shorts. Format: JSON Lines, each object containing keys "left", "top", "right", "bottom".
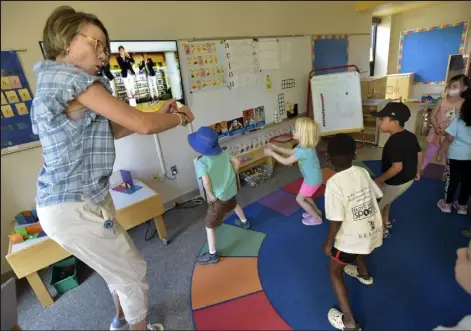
{"left": 378, "top": 180, "right": 414, "bottom": 209}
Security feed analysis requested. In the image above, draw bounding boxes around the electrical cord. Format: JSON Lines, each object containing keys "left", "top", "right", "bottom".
{"left": 144, "top": 196, "right": 204, "bottom": 241}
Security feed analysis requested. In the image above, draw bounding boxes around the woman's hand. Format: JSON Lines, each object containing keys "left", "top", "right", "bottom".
{"left": 160, "top": 99, "right": 177, "bottom": 113}
{"left": 177, "top": 105, "right": 195, "bottom": 124}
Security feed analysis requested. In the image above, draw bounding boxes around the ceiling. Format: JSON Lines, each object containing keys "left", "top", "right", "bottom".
{"left": 355, "top": 1, "right": 445, "bottom": 17}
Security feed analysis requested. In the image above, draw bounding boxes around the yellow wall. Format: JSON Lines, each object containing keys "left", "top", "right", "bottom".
{"left": 0, "top": 1, "right": 371, "bottom": 274}
{"left": 388, "top": 1, "right": 471, "bottom": 74}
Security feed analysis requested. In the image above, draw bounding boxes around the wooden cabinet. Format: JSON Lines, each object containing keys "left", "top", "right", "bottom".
{"left": 351, "top": 99, "right": 391, "bottom": 146}
{"left": 361, "top": 76, "right": 387, "bottom": 100}
{"left": 385, "top": 73, "right": 414, "bottom": 100}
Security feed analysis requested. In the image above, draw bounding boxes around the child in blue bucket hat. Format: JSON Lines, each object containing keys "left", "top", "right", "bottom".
{"left": 188, "top": 126, "right": 251, "bottom": 265}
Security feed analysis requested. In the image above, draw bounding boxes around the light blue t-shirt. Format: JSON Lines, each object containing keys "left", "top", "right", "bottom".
{"left": 195, "top": 151, "right": 237, "bottom": 201}
{"left": 446, "top": 116, "right": 471, "bottom": 161}
{"left": 293, "top": 146, "right": 322, "bottom": 186}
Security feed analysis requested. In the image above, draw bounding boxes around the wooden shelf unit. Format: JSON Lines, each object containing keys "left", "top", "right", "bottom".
{"left": 237, "top": 148, "right": 275, "bottom": 187}
{"left": 351, "top": 99, "right": 392, "bottom": 146}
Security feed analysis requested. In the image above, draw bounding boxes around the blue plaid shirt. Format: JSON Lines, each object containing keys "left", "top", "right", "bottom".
{"left": 31, "top": 60, "right": 115, "bottom": 207}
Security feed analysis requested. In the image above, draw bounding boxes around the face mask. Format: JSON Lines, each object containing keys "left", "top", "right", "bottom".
{"left": 447, "top": 88, "right": 461, "bottom": 97}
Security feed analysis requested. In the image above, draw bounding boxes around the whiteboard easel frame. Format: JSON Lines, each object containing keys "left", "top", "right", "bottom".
{"left": 306, "top": 64, "right": 365, "bottom": 152}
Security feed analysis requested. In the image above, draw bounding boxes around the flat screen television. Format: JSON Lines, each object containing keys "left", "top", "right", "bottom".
{"left": 39, "top": 40, "right": 185, "bottom": 109}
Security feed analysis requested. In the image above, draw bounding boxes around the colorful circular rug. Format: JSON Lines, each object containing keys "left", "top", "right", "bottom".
{"left": 190, "top": 161, "right": 471, "bottom": 330}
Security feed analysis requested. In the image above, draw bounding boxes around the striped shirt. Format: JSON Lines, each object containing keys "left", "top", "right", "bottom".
{"left": 31, "top": 60, "right": 115, "bottom": 207}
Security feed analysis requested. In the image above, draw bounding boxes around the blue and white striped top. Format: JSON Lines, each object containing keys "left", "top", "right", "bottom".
{"left": 31, "top": 60, "right": 115, "bottom": 207}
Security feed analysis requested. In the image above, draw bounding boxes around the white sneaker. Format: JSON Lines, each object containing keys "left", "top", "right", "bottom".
{"left": 110, "top": 316, "right": 129, "bottom": 330}
{"left": 453, "top": 201, "right": 468, "bottom": 215}
{"left": 437, "top": 199, "right": 452, "bottom": 213}
{"left": 148, "top": 323, "right": 164, "bottom": 330}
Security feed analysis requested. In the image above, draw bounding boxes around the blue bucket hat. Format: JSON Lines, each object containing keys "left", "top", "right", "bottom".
{"left": 188, "top": 126, "right": 222, "bottom": 156}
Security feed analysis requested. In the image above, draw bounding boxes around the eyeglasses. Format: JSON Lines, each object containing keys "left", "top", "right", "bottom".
{"left": 80, "top": 33, "right": 110, "bottom": 58}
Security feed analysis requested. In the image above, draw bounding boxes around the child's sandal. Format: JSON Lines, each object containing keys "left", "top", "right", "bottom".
{"left": 344, "top": 265, "right": 374, "bottom": 285}
{"left": 328, "top": 308, "right": 362, "bottom": 331}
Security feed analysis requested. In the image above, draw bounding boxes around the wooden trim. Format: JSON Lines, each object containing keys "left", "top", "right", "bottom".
{"left": 1, "top": 271, "right": 16, "bottom": 284}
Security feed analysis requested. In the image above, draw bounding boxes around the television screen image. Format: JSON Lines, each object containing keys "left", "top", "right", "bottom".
{"left": 39, "top": 40, "right": 185, "bottom": 111}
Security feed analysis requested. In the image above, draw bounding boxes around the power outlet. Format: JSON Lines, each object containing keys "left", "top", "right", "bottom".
{"left": 171, "top": 165, "right": 178, "bottom": 176}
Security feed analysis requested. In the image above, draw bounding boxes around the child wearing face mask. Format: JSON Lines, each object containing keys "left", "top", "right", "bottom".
{"left": 422, "top": 75, "right": 470, "bottom": 172}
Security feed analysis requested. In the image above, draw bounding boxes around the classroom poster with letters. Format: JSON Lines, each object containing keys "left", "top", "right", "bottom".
{"left": 1, "top": 51, "right": 38, "bottom": 150}
{"left": 181, "top": 41, "right": 226, "bottom": 92}
{"left": 224, "top": 39, "right": 260, "bottom": 88}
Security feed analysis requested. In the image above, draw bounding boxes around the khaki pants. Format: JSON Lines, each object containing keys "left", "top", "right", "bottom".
{"left": 378, "top": 180, "right": 414, "bottom": 209}
{"left": 37, "top": 195, "right": 148, "bottom": 325}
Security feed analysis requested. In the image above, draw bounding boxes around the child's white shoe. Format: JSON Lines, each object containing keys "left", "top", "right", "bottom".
{"left": 453, "top": 201, "right": 468, "bottom": 215}
{"left": 437, "top": 199, "right": 451, "bottom": 213}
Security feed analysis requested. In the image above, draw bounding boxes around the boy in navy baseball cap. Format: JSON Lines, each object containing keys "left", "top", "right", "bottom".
{"left": 188, "top": 126, "right": 251, "bottom": 265}
{"left": 371, "top": 102, "right": 422, "bottom": 238}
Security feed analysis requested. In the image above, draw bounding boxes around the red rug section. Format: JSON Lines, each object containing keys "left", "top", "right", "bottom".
{"left": 282, "top": 178, "right": 326, "bottom": 200}
{"left": 193, "top": 291, "right": 292, "bottom": 330}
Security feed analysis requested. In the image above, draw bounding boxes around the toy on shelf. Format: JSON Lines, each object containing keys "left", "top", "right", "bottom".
{"left": 240, "top": 164, "right": 273, "bottom": 187}
{"left": 9, "top": 210, "right": 45, "bottom": 245}
{"left": 111, "top": 170, "right": 142, "bottom": 194}
{"left": 15, "top": 210, "right": 39, "bottom": 225}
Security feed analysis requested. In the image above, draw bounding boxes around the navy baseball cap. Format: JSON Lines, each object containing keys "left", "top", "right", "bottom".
{"left": 371, "top": 102, "right": 411, "bottom": 125}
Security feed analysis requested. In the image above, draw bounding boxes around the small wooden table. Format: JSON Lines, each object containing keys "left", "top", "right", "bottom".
{"left": 5, "top": 179, "right": 166, "bottom": 307}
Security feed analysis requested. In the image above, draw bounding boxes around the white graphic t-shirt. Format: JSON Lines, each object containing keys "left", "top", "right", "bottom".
{"left": 325, "top": 166, "right": 384, "bottom": 255}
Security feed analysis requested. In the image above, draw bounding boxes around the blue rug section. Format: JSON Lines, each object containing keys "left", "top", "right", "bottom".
{"left": 225, "top": 201, "right": 295, "bottom": 234}
{"left": 258, "top": 177, "right": 471, "bottom": 330}
{"left": 362, "top": 160, "right": 383, "bottom": 178}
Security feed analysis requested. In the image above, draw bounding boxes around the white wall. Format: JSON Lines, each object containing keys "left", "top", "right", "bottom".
{"left": 0, "top": 1, "right": 372, "bottom": 274}
{"left": 374, "top": 15, "right": 392, "bottom": 77}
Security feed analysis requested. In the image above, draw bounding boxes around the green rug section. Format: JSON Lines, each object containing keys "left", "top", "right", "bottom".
{"left": 199, "top": 224, "right": 266, "bottom": 257}
{"left": 353, "top": 161, "right": 375, "bottom": 177}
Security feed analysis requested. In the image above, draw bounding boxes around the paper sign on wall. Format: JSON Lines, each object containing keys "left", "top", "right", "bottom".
{"left": 224, "top": 39, "right": 260, "bottom": 88}
{"left": 182, "top": 41, "right": 226, "bottom": 92}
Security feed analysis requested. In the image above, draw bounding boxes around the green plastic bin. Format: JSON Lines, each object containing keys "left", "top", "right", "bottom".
{"left": 50, "top": 256, "right": 79, "bottom": 294}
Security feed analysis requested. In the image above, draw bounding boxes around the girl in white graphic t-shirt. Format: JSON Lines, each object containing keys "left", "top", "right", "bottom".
{"left": 322, "top": 134, "right": 384, "bottom": 331}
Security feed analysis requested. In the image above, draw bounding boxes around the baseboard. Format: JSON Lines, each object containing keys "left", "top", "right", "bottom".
{"left": 163, "top": 189, "right": 201, "bottom": 211}
{"left": 1, "top": 270, "right": 16, "bottom": 284}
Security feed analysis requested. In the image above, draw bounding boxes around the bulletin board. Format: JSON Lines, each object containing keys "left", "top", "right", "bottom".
{"left": 1, "top": 51, "right": 39, "bottom": 153}
{"left": 178, "top": 36, "right": 312, "bottom": 137}
{"left": 397, "top": 21, "right": 469, "bottom": 84}
{"left": 311, "top": 34, "right": 349, "bottom": 75}
{"left": 310, "top": 71, "right": 363, "bottom": 136}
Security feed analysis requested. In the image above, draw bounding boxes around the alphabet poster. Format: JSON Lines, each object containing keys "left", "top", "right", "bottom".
{"left": 181, "top": 41, "right": 226, "bottom": 92}
{"left": 1, "top": 51, "right": 38, "bottom": 150}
